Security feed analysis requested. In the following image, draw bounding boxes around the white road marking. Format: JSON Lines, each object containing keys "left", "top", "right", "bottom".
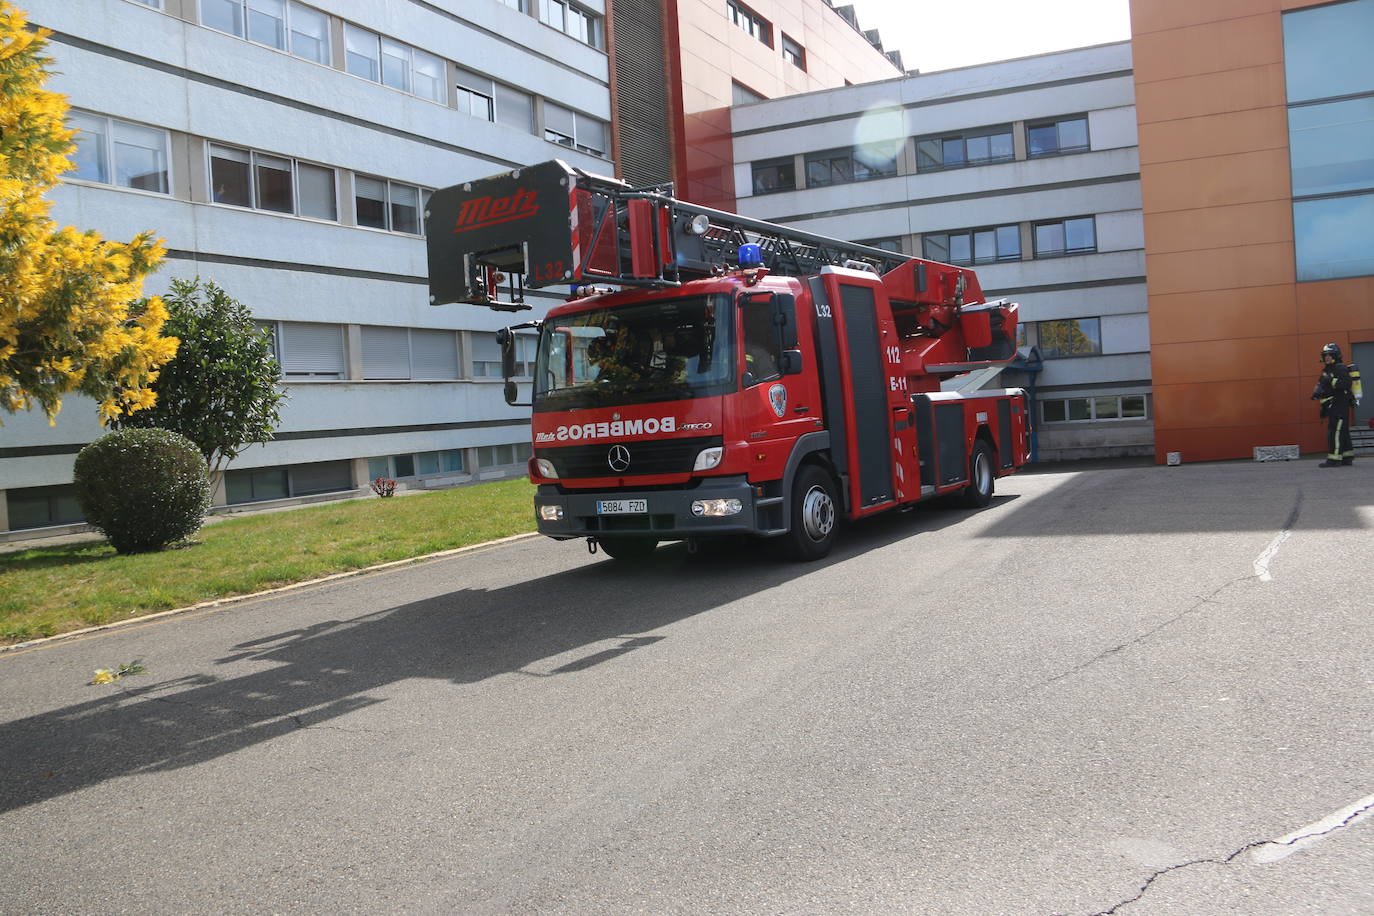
{"left": 1252, "top": 530, "right": 1291, "bottom": 582}
{"left": 1251, "top": 793, "right": 1374, "bottom": 863}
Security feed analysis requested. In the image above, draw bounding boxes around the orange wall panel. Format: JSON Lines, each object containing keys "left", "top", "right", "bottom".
{"left": 1131, "top": 0, "right": 1279, "bottom": 35}
{"left": 1153, "top": 376, "right": 1302, "bottom": 430}
{"left": 1147, "top": 284, "right": 1297, "bottom": 345}
{"left": 1294, "top": 276, "right": 1374, "bottom": 334}
{"left": 1139, "top": 148, "right": 1293, "bottom": 213}
{"left": 1146, "top": 242, "right": 1295, "bottom": 297}
{"left": 1134, "top": 64, "right": 1288, "bottom": 124}
{"left": 1143, "top": 200, "right": 1292, "bottom": 255}
{"left": 1132, "top": 13, "right": 1281, "bottom": 84}
{"left": 1153, "top": 423, "right": 1321, "bottom": 463}
{"left": 1137, "top": 106, "right": 1288, "bottom": 164}
{"left": 1151, "top": 334, "right": 1299, "bottom": 386}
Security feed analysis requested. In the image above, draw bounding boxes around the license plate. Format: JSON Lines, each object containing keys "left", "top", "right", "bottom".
{"left": 596, "top": 499, "right": 647, "bottom": 515}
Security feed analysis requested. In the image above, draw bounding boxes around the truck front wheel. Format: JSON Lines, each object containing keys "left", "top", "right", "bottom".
{"left": 785, "top": 465, "right": 838, "bottom": 561}
{"left": 960, "top": 440, "right": 995, "bottom": 508}
{"left": 597, "top": 536, "right": 659, "bottom": 560}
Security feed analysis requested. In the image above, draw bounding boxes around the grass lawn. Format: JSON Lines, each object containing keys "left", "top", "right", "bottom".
{"left": 0, "top": 478, "right": 537, "bottom": 645}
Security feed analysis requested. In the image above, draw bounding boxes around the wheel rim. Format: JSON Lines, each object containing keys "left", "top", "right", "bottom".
{"left": 801, "top": 484, "right": 835, "bottom": 541}
{"left": 974, "top": 450, "right": 992, "bottom": 495}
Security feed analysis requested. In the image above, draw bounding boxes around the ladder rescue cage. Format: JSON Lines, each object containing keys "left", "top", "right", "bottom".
{"left": 425, "top": 160, "right": 916, "bottom": 311}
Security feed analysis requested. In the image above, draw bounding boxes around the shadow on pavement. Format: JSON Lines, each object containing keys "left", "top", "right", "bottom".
{"left": 0, "top": 494, "right": 1008, "bottom": 814}
{"left": 980, "top": 459, "right": 1373, "bottom": 536}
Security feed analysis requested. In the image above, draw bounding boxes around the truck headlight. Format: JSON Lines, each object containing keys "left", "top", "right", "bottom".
{"left": 691, "top": 498, "right": 742, "bottom": 517}
{"left": 693, "top": 446, "right": 723, "bottom": 471}
{"left": 539, "top": 505, "right": 564, "bottom": 521}
{"left": 534, "top": 458, "right": 558, "bottom": 479}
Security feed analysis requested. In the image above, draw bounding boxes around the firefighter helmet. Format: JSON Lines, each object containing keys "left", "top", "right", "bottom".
{"left": 1321, "top": 342, "right": 1342, "bottom": 362}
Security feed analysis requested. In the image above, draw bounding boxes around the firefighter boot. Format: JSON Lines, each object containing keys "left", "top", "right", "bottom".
{"left": 1342, "top": 457, "right": 1355, "bottom": 465}
{"left": 1318, "top": 459, "right": 1344, "bottom": 468}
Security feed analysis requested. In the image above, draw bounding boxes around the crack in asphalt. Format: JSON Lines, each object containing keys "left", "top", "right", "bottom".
{"left": 1035, "top": 575, "right": 1251, "bottom": 690}
{"left": 1080, "top": 800, "right": 1374, "bottom": 915}
{"left": 1038, "top": 490, "right": 1306, "bottom": 691}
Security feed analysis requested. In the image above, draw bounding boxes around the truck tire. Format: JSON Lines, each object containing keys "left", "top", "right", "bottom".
{"left": 960, "top": 440, "right": 995, "bottom": 509}
{"left": 785, "top": 465, "right": 838, "bottom": 561}
{"left": 597, "top": 536, "right": 658, "bottom": 560}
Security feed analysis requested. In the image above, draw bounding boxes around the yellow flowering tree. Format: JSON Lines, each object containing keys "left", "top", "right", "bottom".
{"left": 0, "top": 2, "right": 176, "bottom": 425}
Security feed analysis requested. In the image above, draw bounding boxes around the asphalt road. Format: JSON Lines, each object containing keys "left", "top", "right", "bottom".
{"left": 1, "top": 459, "right": 1371, "bottom": 915}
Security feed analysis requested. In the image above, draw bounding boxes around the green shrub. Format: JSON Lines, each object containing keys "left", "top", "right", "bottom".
{"left": 74, "top": 428, "right": 211, "bottom": 554}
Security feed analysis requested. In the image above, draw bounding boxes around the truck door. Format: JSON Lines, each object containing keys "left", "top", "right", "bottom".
{"left": 736, "top": 290, "right": 818, "bottom": 480}
{"left": 827, "top": 276, "right": 894, "bottom": 513}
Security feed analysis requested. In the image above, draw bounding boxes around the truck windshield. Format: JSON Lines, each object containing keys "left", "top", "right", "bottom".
{"left": 534, "top": 293, "right": 735, "bottom": 410}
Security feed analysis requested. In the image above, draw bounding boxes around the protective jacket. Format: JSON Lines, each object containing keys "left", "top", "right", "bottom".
{"left": 1313, "top": 361, "right": 1354, "bottom": 417}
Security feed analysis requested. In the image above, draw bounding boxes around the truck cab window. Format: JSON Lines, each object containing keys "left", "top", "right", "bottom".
{"left": 742, "top": 297, "right": 781, "bottom": 385}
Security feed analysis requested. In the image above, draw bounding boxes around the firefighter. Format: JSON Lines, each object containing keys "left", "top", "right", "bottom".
{"left": 1311, "top": 342, "right": 1355, "bottom": 467}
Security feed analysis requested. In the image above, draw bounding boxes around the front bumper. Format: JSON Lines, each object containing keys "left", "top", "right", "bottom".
{"left": 534, "top": 476, "right": 763, "bottom": 539}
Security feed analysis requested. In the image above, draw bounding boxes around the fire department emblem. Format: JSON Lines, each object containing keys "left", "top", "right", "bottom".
{"left": 607, "top": 445, "right": 631, "bottom": 472}
{"left": 768, "top": 384, "right": 787, "bottom": 418}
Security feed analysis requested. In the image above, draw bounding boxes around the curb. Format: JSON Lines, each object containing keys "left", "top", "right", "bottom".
{"left": 0, "top": 531, "right": 543, "bottom": 656}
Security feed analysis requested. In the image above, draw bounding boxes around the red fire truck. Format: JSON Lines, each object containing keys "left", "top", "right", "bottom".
{"left": 426, "top": 160, "right": 1030, "bottom": 561}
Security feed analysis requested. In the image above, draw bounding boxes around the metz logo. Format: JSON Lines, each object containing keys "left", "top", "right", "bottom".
{"left": 451, "top": 187, "right": 539, "bottom": 234}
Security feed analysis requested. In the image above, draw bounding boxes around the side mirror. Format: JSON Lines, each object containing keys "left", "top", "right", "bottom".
{"left": 503, "top": 381, "right": 519, "bottom": 405}
{"left": 495, "top": 327, "right": 517, "bottom": 380}
{"left": 780, "top": 350, "right": 803, "bottom": 375}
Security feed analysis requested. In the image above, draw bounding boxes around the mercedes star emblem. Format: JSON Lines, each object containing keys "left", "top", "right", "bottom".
{"left": 607, "top": 445, "right": 631, "bottom": 473}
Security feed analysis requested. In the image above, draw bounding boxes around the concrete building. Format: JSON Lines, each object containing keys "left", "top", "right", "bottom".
{"left": 1130, "top": 0, "right": 1374, "bottom": 463}
{"left": 731, "top": 42, "right": 1152, "bottom": 461}
{"left": 611, "top": 0, "right": 902, "bottom": 208}
{"left": 2, "top": 0, "right": 613, "bottom": 535}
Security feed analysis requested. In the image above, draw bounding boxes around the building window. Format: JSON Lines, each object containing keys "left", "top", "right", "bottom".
{"left": 804, "top": 147, "right": 897, "bottom": 187}
{"left": 915, "top": 125, "right": 1013, "bottom": 172}
{"left": 781, "top": 34, "right": 805, "bottom": 70}
{"left": 1283, "top": 0, "right": 1374, "bottom": 281}
{"left": 361, "top": 327, "right": 459, "bottom": 380}
{"left": 498, "top": 0, "right": 525, "bottom": 10}
{"left": 210, "top": 144, "right": 337, "bottom": 220}
{"left": 225, "top": 460, "right": 352, "bottom": 504}
{"left": 751, "top": 156, "right": 795, "bottom": 195}
{"left": 1026, "top": 115, "right": 1089, "bottom": 158}
{"left": 472, "top": 333, "right": 534, "bottom": 377}
{"left": 455, "top": 67, "right": 496, "bottom": 122}
{"left": 496, "top": 85, "right": 535, "bottom": 133}
{"left": 354, "top": 176, "right": 431, "bottom": 234}
{"left": 1035, "top": 318, "right": 1102, "bottom": 359}
{"left": 859, "top": 237, "right": 903, "bottom": 253}
{"left": 201, "top": 0, "right": 331, "bottom": 64}
{"left": 1033, "top": 216, "right": 1096, "bottom": 258}
{"left": 732, "top": 81, "right": 765, "bottom": 105}
{"left": 543, "top": 103, "right": 607, "bottom": 156}
{"left": 128, "top": 0, "right": 162, "bottom": 7}
{"left": 5, "top": 485, "right": 84, "bottom": 531}
{"left": 269, "top": 320, "right": 346, "bottom": 377}
{"left": 369, "top": 449, "right": 465, "bottom": 481}
{"left": 343, "top": 24, "right": 445, "bottom": 103}
{"left": 67, "top": 111, "right": 170, "bottom": 194}
{"left": 539, "top": 0, "right": 601, "bottom": 47}
{"left": 1042, "top": 394, "right": 1147, "bottom": 423}
{"left": 477, "top": 442, "right": 532, "bottom": 468}
{"left": 727, "top": 0, "right": 771, "bottom": 46}
{"left": 923, "top": 224, "right": 1021, "bottom": 266}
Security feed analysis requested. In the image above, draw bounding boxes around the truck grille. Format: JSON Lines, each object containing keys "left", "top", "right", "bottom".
{"left": 538, "top": 436, "right": 720, "bottom": 478}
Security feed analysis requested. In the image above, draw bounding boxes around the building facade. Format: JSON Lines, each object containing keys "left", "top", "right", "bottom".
{"left": 611, "top": 0, "right": 902, "bottom": 208}
{"left": 2, "top": 0, "right": 613, "bottom": 535}
{"left": 731, "top": 43, "right": 1152, "bottom": 461}
{"left": 1130, "top": 0, "right": 1374, "bottom": 462}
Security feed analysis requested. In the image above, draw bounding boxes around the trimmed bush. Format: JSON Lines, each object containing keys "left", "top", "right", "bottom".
{"left": 74, "top": 428, "right": 211, "bottom": 554}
